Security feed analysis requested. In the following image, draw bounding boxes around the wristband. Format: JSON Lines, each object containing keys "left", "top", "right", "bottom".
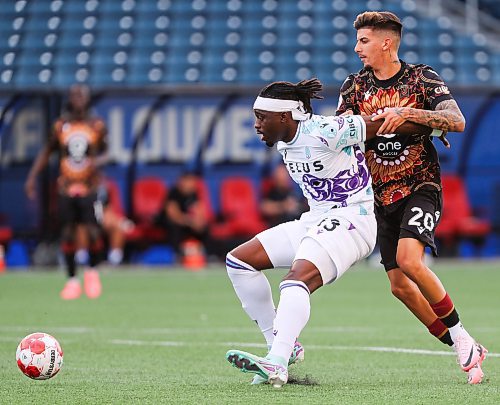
{"left": 430, "top": 129, "right": 443, "bottom": 137}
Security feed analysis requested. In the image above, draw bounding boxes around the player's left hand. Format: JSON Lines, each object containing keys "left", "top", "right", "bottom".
{"left": 371, "top": 107, "right": 407, "bottom": 135}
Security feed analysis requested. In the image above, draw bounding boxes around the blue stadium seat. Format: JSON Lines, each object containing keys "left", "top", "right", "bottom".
{"left": 15, "top": 65, "right": 54, "bottom": 88}
{"left": 0, "top": 0, "right": 499, "bottom": 88}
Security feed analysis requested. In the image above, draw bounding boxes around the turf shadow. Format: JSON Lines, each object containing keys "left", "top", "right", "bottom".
{"left": 287, "top": 374, "right": 319, "bottom": 386}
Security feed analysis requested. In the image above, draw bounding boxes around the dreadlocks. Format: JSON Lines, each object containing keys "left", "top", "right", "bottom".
{"left": 258, "top": 78, "right": 324, "bottom": 116}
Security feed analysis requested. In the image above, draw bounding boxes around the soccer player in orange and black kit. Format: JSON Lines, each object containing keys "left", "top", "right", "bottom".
{"left": 25, "top": 84, "right": 107, "bottom": 300}
{"left": 336, "top": 11, "right": 487, "bottom": 384}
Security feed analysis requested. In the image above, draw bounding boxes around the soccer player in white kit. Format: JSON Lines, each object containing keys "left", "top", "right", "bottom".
{"left": 225, "top": 78, "right": 442, "bottom": 387}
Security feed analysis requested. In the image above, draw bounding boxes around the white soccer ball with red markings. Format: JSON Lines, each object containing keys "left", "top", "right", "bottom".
{"left": 16, "top": 332, "right": 63, "bottom": 380}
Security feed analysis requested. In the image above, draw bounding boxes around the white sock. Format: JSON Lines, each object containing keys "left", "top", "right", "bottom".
{"left": 269, "top": 281, "right": 310, "bottom": 362}
{"left": 449, "top": 322, "right": 471, "bottom": 343}
{"left": 226, "top": 253, "right": 276, "bottom": 346}
{"left": 108, "top": 248, "right": 123, "bottom": 265}
{"left": 75, "top": 249, "right": 89, "bottom": 265}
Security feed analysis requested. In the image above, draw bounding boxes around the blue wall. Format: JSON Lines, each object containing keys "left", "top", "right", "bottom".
{"left": 1, "top": 92, "right": 499, "bottom": 235}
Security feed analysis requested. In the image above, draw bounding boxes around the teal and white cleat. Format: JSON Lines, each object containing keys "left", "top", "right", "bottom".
{"left": 250, "top": 374, "right": 268, "bottom": 385}
{"left": 226, "top": 350, "right": 288, "bottom": 388}
{"left": 251, "top": 341, "right": 304, "bottom": 385}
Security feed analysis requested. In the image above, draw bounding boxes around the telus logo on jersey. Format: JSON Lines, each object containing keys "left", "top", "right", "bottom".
{"left": 285, "top": 160, "right": 324, "bottom": 174}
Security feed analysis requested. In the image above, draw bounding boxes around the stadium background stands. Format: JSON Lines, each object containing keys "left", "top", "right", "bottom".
{"left": 1, "top": 0, "right": 500, "bottom": 87}
{"left": 1, "top": 0, "right": 500, "bottom": 262}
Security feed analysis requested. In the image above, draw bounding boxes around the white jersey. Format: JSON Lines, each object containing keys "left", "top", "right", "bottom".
{"left": 276, "top": 114, "right": 373, "bottom": 217}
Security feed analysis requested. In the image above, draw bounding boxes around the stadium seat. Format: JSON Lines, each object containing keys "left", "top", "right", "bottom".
{"left": 126, "top": 177, "right": 168, "bottom": 243}
{"left": 436, "top": 174, "right": 491, "bottom": 254}
{"left": 132, "top": 177, "right": 167, "bottom": 224}
{"left": 210, "top": 176, "right": 266, "bottom": 239}
{"left": 0, "top": 225, "right": 13, "bottom": 247}
{"left": 0, "top": 0, "right": 497, "bottom": 88}
{"left": 196, "top": 177, "right": 215, "bottom": 224}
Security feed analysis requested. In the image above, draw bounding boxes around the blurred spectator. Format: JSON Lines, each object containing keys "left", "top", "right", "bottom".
{"left": 94, "top": 182, "right": 135, "bottom": 265}
{"left": 25, "top": 84, "right": 107, "bottom": 299}
{"left": 260, "top": 165, "right": 306, "bottom": 227}
{"left": 156, "top": 172, "right": 209, "bottom": 263}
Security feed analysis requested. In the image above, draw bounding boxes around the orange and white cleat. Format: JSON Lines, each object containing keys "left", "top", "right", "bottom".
{"left": 84, "top": 269, "right": 102, "bottom": 299}
{"left": 60, "top": 278, "right": 82, "bottom": 300}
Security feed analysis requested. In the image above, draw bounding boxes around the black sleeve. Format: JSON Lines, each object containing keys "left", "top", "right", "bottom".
{"left": 420, "top": 66, "right": 455, "bottom": 110}
{"left": 335, "top": 74, "right": 361, "bottom": 116}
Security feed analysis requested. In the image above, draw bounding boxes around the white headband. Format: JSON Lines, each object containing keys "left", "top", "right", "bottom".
{"left": 253, "top": 96, "right": 310, "bottom": 121}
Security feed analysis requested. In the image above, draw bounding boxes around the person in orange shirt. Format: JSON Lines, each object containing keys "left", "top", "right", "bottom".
{"left": 25, "top": 84, "right": 107, "bottom": 300}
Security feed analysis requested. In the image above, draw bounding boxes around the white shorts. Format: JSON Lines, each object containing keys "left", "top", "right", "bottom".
{"left": 256, "top": 206, "right": 377, "bottom": 284}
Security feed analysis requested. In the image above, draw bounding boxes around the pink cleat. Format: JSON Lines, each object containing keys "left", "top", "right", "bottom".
{"left": 60, "top": 279, "right": 82, "bottom": 300}
{"left": 467, "top": 364, "right": 484, "bottom": 385}
{"left": 454, "top": 334, "right": 487, "bottom": 372}
{"left": 84, "top": 269, "right": 102, "bottom": 299}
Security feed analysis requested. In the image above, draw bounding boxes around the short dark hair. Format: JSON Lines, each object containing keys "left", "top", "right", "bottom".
{"left": 258, "top": 78, "right": 324, "bottom": 115}
{"left": 353, "top": 11, "right": 402, "bottom": 37}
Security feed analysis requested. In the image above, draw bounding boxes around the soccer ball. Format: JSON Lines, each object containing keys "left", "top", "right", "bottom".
{"left": 16, "top": 332, "right": 63, "bottom": 380}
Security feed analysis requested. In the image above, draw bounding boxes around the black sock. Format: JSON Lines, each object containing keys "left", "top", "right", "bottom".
{"left": 64, "top": 253, "right": 76, "bottom": 278}
{"left": 441, "top": 309, "right": 460, "bottom": 329}
{"left": 439, "top": 331, "right": 454, "bottom": 346}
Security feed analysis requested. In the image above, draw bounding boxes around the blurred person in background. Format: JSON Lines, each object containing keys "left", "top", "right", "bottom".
{"left": 260, "top": 165, "right": 306, "bottom": 227}
{"left": 157, "top": 171, "right": 208, "bottom": 265}
{"left": 94, "top": 181, "right": 135, "bottom": 266}
{"left": 336, "top": 11, "right": 486, "bottom": 384}
{"left": 25, "top": 84, "right": 107, "bottom": 300}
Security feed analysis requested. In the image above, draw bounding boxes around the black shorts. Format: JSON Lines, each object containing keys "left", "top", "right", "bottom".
{"left": 58, "top": 193, "right": 98, "bottom": 226}
{"left": 375, "top": 188, "right": 442, "bottom": 271}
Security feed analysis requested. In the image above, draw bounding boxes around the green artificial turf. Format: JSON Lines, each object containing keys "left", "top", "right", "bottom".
{"left": 0, "top": 261, "right": 499, "bottom": 404}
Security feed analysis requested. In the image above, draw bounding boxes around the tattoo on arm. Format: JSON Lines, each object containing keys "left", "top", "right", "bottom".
{"left": 363, "top": 116, "right": 432, "bottom": 140}
{"left": 403, "top": 100, "right": 466, "bottom": 132}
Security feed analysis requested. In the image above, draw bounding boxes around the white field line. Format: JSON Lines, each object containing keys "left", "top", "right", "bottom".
{"left": 111, "top": 339, "right": 187, "bottom": 347}
{"left": 3, "top": 325, "right": 499, "bottom": 334}
{"left": 0, "top": 326, "right": 375, "bottom": 334}
{"left": 0, "top": 326, "right": 92, "bottom": 333}
{"left": 110, "top": 339, "right": 500, "bottom": 358}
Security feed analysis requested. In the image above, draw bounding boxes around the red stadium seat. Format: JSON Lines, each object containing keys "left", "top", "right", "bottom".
{"left": 0, "top": 226, "right": 12, "bottom": 245}
{"left": 436, "top": 174, "right": 491, "bottom": 252}
{"left": 196, "top": 177, "right": 215, "bottom": 223}
{"left": 127, "top": 177, "right": 168, "bottom": 243}
{"left": 132, "top": 177, "right": 167, "bottom": 223}
{"left": 211, "top": 176, "right": 266, "bottom": 239}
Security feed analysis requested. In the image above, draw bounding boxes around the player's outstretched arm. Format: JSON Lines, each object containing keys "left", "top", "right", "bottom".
{"left": 370, "top": 100, "right": 465, "bottom": 134}
{"left": 398, "top": 100, "right": 465, "bottom": 132}
{"left": 362, "top": 115, "right": 437, "bottom": 141}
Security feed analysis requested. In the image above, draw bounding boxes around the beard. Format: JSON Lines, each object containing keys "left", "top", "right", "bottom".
{"left": 265, "top": 141, "right": 274, "bottom": 147}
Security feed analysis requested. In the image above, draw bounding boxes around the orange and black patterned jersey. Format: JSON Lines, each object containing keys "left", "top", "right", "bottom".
{"left": 336, "top": 61, "right": 454, "bottom": 206}
{"left": 48, "top": 114, "right": 107, "bottom": 197}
